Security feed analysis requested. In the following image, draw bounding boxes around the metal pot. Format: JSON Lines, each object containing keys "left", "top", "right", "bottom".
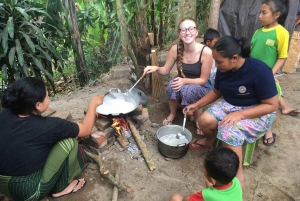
{"left": 96, "top": 88, "right": 139, "bottom": 116}
{"left": 156, "top": 125, "right": 192, "bottom": 159}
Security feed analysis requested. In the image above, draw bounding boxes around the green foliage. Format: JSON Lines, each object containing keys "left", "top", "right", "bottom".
{"left": 196, "top": 0, "right": 211, "bottom": 35}
{"left": 0, "top": 0, "right": 64, "bottom": 90}
{"left": 143, "top": 104, "right": 151, "bottom": 114}
{"left": 72, "top": 0, "right": 122, "bottom": 83}
{"left": 0, "top": 0, "right": 212, "bottom": 89}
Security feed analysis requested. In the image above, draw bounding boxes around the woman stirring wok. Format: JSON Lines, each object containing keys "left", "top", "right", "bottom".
{"left": 185, "top": 36, "right": 278, "bottom": 188}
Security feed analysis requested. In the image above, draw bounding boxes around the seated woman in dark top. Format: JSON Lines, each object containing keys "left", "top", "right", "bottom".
{"left": 143, "top": 17, "right": 212, "bottom": 134}
{"left": 186, "top": 36, "right": 278, "bottom": 188}
{"left": 0, "top": 77, "right": 104, "bottom": 200}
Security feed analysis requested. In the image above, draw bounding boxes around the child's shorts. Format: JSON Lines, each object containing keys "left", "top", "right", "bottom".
{"left": 206, "top": 99, "right": 276, "bottom": 146}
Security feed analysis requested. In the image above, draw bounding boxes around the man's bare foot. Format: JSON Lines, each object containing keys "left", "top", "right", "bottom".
{"left": 52, "top": 178, "right": 86, "bottom": 198}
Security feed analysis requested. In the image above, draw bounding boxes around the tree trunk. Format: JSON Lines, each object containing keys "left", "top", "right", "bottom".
{"left": 157, "top": 1, "right": 163, "bottom": 47}
{"left": 208, "top": 0, "right": 221, "bottom": 29}
{"left": 150, "top": 0, "right": 157, "bottom": 46}
{"left": 134, "top": 0, "right": 150, "bottom": 87}
{"left": 176, "top": 0, "right": 197, "bottom": 27}
{"left": 62, "top": 0, "right": 88, "bottom": 86}
{"left": 116, "top": 0, "right": 130, "bottom": 57}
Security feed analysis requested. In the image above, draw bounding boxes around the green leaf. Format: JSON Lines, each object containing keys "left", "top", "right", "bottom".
{"left": 1, "top": 27, "right": 8, "bottom": 54}
{"left": 40, "top": 39, "right": 63, "bottom": 65}
{"left": 15, "top": 7, "right": 29, "bottom": 20}
{"left": 1, "top": 64, "right": 7, "bottom": 83}
{"left": 14, "top": 62, "right": 20, "bottom": 79}
{"left": 32, "top": 57, "right": 53, "bottom": 80}
{"left": 22, "top": 64, "right": 29, "bottom": 76}
{"left": 22, "top": 33, "right": 35, "bottom": 53}
{"left": 36, "top": 45, "right": 52, "bottom": 62}
{"left": 8, "top": 47, "right": 16, "bottom": 66}
{"left": 15, "top": 39, "right": 24, "bottom": 66}
{"left": 0, "top": 53, "right": 5, "bottom": 60}
{"left": 22, "top": 22, "right": 43, "bottom": 37}
{"left": 7, "top": 17, "right": 14, "bottom": 39}
{"left": 27, "top": 8, "right": 52, "bottom": 19}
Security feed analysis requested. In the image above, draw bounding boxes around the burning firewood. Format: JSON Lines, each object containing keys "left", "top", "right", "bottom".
{"left": 127, "top": 119, "right": 156, "bottom": 171}
{"left": 112, "top": 168, "right": 120, "bottom": 201}
{"left": 84, "top": 150, "right": 135, "bottom": 194}
{"left": 116, "top": 135, "right": 128, "bottom": 148}
{"left": 112, "top": 118, "right": 129, "bottom": 148}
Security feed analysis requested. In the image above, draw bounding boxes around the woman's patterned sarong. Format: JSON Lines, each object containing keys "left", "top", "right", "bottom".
{"left": 0, "top": 138, "right": 91, "bottom": 201}
{"left": 206, "top": 99, "right": 276, "bottom": 146}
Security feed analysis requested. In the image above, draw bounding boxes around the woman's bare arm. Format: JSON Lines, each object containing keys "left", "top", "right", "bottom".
{"left": 143, "top": 45, "right": 177, "bottom": 75}
{"left": 77, "top": 95, "right": 104, "bottom": 138}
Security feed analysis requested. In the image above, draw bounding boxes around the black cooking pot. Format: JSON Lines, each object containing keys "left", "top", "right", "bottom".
{"left": 156, "top": 125, "right": 192, "bottom": 159}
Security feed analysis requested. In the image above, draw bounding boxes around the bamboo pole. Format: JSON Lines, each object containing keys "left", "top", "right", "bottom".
{"left": 147, "top": 33, "right": 166, "bottom": 99}
{"left": 127, "top": 119, "right": 156, "bottom": 171}
{"left": 84, "top": 151, "right": 135, "bottom": 193}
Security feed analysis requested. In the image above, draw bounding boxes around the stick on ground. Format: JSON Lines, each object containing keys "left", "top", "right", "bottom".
{"left": 84, "top": 150, "right": 134, "bottom": 193}
{"left": 112, "top": 168, "right": 120, "bottom": 201}
{"left": 127, "top": 119, "right": 156, "bottom": 171}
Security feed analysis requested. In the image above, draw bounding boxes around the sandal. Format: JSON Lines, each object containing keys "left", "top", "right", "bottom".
{"left": 189, "top": 139, "right": 213, "bottom": 150}
{"left": 163, "top": 118, "right": 173, "bottom": 126}
{"left": 282, "top": 109, "right": 300, "bottom": 116}
{"left": 263, "top": 133, "right": 276, "bottom": 146}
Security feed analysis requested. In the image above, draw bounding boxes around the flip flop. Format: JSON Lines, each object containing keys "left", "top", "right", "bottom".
{"left": 163, "top": 118, "right": 173, "bottom": 125}
{"left": 263, "top": 133, "right": 276, "bottom": 146}
{"left": 283, "top": 109, "right": 300, "bottom": 116}
{"left": 189, "top": 139, "right": 213, "bottom": 150}
{"left": 52, "top": 178, "right": 87, "bottom": 200}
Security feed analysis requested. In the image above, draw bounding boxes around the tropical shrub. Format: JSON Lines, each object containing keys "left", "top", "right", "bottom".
{"left": 0, "top": 0, "right": 64, "bottom": 91}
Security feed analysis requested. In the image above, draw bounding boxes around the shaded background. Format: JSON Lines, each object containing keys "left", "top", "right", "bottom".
{"left": 218, "top": 0, "right": 300, "bottom": 39}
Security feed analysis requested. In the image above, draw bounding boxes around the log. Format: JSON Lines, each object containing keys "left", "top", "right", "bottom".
{"left": 84, "top": 150, "right": 135, "bottom": 193}
{"left": 127, "top": 119, "right": 156, "bottom": 171}
{"left": 116, "top": 135, "right": 129, "bottom": 148}
{"left": 112, "top": 168, "right": 120, "bottom": 201}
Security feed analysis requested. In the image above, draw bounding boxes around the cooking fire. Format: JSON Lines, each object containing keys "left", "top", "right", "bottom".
{"left": 111, "top": 118, "right": 131, "bottom": 137}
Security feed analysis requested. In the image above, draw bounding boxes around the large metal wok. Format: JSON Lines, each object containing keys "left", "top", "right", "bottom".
{"left": 96, "top": 88, "right": 139, "bottom": 116}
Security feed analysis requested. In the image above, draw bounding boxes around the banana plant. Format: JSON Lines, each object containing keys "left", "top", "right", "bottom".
{"left": 0, "top": 0, "right": 64, "bottom": 92}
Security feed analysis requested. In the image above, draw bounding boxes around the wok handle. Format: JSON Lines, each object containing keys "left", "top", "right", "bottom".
{"left": 109, "top": 88, "right": 122, "bottom": 93}
{"left": 128, "top": 74, "right": 146, "bottom": 93}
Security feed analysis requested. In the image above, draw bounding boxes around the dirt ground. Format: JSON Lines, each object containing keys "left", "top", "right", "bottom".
{"left": 39, "top": 66, "right": 300, "bottom": 201}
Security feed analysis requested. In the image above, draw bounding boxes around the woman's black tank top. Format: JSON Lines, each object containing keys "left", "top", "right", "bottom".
{"left": 177, "top": 45, "right": 206, "bottom": 78}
